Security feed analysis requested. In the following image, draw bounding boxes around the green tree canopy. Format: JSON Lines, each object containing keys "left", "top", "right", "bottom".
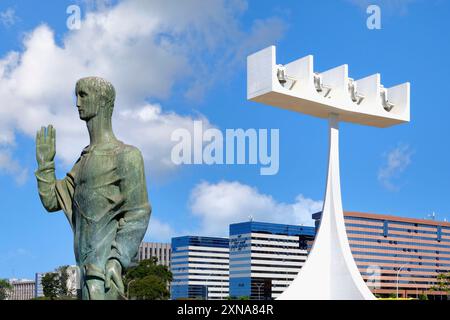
{"left": 418, "top": 293, "right": 429, "bottom": 300}
{"left": 431, "top": 272, "right": 450, "bottom": 293}
{"left": 42, "top": 273, "right": 60, "bottom": 300}
{"left": 129, "top": 275, "right": 169, "bottom": 300}
{"left": 124, "top": 258, "right": 172, "bottom": 300}
{"left": 0, "top": 279, "right": 12, "bottom": 300}
{"left": 41, "top": 265, "right": 77, "bottom": 300}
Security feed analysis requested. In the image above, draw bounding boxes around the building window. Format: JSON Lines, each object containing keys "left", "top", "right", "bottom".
{"left": 383, "top": 221, "right": 389, "bottom": 237}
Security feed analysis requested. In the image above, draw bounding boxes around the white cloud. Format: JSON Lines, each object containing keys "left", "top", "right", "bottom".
{"left": 142, "top": 180, "right": 321, "bottom": 241}
{"left": 189, "top": 180, "right": 322, "bottom": 236}
{"left": 0, "top": 0, "right": 286, "bottom": 178}
{"left": 144, "top": 217, "right": 176, "bottom": 243}
{"left": 378, "top": 144, "right": 413, "bottom": 191}
{"left": 0, "top": 149, "right": 27, "bottom": 185}
{"left": 116, "top": 104, "right": 213, "bottom": 177}
{"left": 0, "top": 8, "right": 18, "bottom": 27}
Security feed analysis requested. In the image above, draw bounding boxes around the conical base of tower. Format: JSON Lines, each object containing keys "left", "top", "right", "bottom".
{"left": 278, "top": 115, "right": 376, "bottom": 300}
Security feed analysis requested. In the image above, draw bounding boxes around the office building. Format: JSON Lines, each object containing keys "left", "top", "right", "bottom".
{"left": 229, "top": 221, "right": 315, "bottom": 300}
{"left": 8, "top": 279, "right": 35, "bottom": 300}
{"left": 313, "top": 211, "right": 450, "bottom": 298}
{"left": 171, "top": 236, "right": 229, "bottom": 300}
{"left": 138, "top": 242, "right": 171, "bottom": 267}
{"left": 35, "top": 273, "right": 45, "bottom": 298}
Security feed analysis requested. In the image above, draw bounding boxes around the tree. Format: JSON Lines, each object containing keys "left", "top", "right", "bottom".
{"left": 431, "top": 272, "right": 450, "bottom": 299}
{"left": 226, "top": 295, "right": 250, "bottom": 300}
{"left": 129, "top": 275, "right": 169, "bottom": 300}
{"left": 58, "top": 266, "right": 70, "bottom": 296}
{"left": 41, "top": 266, "right": 77, "bottom": 300}
{"left": 0, "top": 279, "right": 12, "bottom": 300}
{"left": 432, "top": 272, "right": 450, "bottom": 291}
{"left": 418, "top": 293, "right": 428, "bottom": 300}
{"left": 124, "top": 258, "right": 172, "bottom": 300}
{"left": 42, "top": 273, "right": 60, "bottom": 300}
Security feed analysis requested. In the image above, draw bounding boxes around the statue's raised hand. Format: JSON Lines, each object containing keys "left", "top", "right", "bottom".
{"left": 36, "top": 125, "right": 56, "bottom": 166}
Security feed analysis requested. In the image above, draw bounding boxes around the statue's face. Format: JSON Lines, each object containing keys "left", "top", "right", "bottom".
{"left": 76, "top": 84, "right": 100, "bottom": 121}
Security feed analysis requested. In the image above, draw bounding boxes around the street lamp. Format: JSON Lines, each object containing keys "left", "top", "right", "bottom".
{"left": 127, "top": 279, "right": 137, "bottom": 300}
{"left": 411, "top": 279, "right": 419, "bottom": 299}
{"left": 255, "top": 282, "right": 264, "bottom": 300}
{"left": 396, "top": 264, "right": 408, "bottom": 299}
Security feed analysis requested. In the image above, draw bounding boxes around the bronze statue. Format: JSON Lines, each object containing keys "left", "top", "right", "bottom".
{"left": 35, "top": 77, "right": 151, "bottom": 300}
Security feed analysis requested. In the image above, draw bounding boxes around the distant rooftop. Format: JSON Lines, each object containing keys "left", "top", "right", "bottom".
{"left": 9, "top": 279, "right": 34, "bottom": 283}
{"left": 172, "top": 235, "right": 229, "bottom": 249}
{"left": 312, "top": 211, "right": 450, "bottom": 227}
{"left": 229, "top": 220, "right": 315, "bottom": 237}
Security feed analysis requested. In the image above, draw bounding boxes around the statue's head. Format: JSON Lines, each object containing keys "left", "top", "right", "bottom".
{"left": 75, "top": 77, "right": 116, "bottom": 121}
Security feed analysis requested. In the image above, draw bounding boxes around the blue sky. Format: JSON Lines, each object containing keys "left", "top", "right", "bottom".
{"left": 0, "top": 0, "right": 449, "bottom": 279}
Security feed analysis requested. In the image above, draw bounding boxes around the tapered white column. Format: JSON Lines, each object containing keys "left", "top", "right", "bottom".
{"left": 278, "top": 114, "right": 376, "bottom": 300}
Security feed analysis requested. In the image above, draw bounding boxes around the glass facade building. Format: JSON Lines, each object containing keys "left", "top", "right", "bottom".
{"left": 171, "top": 236, "right": 229, "bottom": 300}
{"left": 34, "top": 273, "right": 44, "bottom": 298}
{"left": 313, "top": 211, "right": 450, "bottom": 298}
{"left": 229, "top": 221, "right": 315, "bottom": 300}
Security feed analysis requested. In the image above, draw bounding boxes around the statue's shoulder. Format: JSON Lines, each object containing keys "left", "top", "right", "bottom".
{"left": 117, "top": 142, "right": 144, "bottom": 164}
{"left": 118, "top": 142, "right": 142, "bottom": 155}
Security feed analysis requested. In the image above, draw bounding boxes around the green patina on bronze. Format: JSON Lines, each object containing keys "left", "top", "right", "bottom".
{"left": 35, "top": 77, "right": 151, "bottom": 300}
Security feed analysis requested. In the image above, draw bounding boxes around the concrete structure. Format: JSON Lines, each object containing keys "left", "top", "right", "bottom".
{"left": 138, "top": 242, "right": 171, "bottom": 267}
{"left": 314, "top": 211, "right": 450, "bottom": 298}
{"left": 171, "top": 236, "right": 229, "bottom": 300}
{"left": 66, "top": 265, "right": 79, "bottom": 296}
{"left": 247, "top": 46, "right": 410, "bottom": 300}
{"left": 229, "top": 221, "right": 315, "bottom": 300}
{"left": 247, "top": 46, "right": 409, "bottom": 128}
{"left": 8, "top": 279, "right": 35, "bottom": 300}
